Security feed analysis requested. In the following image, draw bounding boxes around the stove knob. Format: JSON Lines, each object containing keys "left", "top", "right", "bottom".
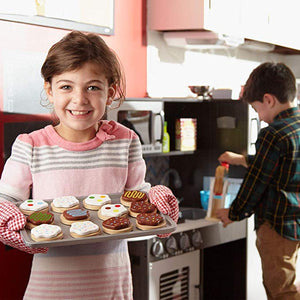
{"left": 165, "top": 235, "right": 178, "bottom": 255}
{"left": 151, "top": 240, "right": 164, "bottom": 258}
{"left": 192, "top": 230, "right": 203, "bottom": 248}
{"left": 179, "top": 232, "right": 191, "bottom": 251}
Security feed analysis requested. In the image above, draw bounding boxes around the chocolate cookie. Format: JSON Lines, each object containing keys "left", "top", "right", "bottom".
{"left": 120, "top": 190, "right": 148, "bottom": 207}
{"left": 102, "top": 217, "right": 133, "bottom": 234}
{"left": 26, "top": 211, "right": 54, "bottom": 229}
{"left": 136, "top": 213, "right": 167, "bottom": 230}
{"left": 129, "top": 201, "right": 156, "bottom": 217}
{"left": 60, "top": 208, "right": 90, "bottom": 225}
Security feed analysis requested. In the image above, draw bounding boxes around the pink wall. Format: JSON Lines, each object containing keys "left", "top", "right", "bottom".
{"left": 0, "top": 1, "right": 146, "bottom": 299}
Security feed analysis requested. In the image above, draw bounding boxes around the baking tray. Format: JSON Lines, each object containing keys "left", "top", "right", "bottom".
{"left": 20, "top": 194, "right": 176, "bottom": 248}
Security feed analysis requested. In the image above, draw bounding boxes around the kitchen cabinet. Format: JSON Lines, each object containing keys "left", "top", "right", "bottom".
{"left": 148, "top": 0, "right": 300, "bottom": 50}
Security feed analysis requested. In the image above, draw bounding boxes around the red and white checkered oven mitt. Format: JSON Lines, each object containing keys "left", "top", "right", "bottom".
{"left": 0, "top": 200, "right": 47, "bottom": 254}
{"left": 149, "top": 185, "right": 179, "bottom": 238}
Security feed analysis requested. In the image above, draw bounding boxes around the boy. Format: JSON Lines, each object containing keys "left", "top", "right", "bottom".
{"left": 216, "top": 62, "right": 300, "bottom": 300}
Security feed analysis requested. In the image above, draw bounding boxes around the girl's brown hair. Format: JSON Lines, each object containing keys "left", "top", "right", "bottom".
{"left": 41, "top": 31, "right": 125, "bottom": 105}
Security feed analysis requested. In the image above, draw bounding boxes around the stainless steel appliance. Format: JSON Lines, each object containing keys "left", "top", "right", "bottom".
{"left": 107, "top": 99, "right": 164, "bottom": 154}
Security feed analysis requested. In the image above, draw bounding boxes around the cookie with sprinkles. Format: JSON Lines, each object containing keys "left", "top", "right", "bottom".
{"left": 31, "top": 224, "right": 63, "bottom": 242}
{"left": 102, "top": 217, "right": 133, "bottom": 234}
{"left": 129, "top": 200, "right": 157, "bottom": 218}
{"left": 51, "top": 196, "right": 80, "bottom": 213}
{"left": 70, "top": 221, "right": 101, "bottom": 238}
{"left": 26, "top": 211, "right": 54, "bottom": 229}
{"left": 19, "top": 199, "right": 49, "bottom": 216}
{"left": 60, "top": 208, "right": 90, "bottom": 225}
{"left": 83, "top": 194, "right": 111, "bottom": 210}
{"left": 136, "top": 213, "right": 166, "bottom": 230}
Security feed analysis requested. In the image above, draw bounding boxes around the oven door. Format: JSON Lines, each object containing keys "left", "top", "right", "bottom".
{"left": 149, "top": 250, "right": 200, "bottom": 300}
{"left": 107, "top": 101, "right": 164, "bottom": 154}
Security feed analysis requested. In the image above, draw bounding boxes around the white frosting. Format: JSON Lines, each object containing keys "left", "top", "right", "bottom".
{"left": 52, "top": 196, "right": 79, "bottom": 208}
{"left": 31, "top": 224, "right": 61, "bottom": 238}
{"left": 20, "top": 199, "right": 48, "bottom": 211}
{"left": 100, "top": 204, "right": 127, "bottom": 217}
{"left": 70, "top": 221, "right": 99, "bottom": 235}
{"left": 84, "top": 194, "right": 111, "bottom": 207}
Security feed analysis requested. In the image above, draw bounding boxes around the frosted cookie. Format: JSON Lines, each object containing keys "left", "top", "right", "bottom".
{"left": 136, "top": 213, "right": 166, "bottom": 230}
{"left": 83, "top": 194, "right": 111, "bottom": 210}
{"left": 102, "top": 217, "right": 133, "bottom": 235}
{"left": 31, "top": 224, "right": 63, "bottom": 242}
{"left": 129, "top": 201, "right": 157, "bottom": 218}
{"left": 19, "top": 199, "right": 49, "bottom": 216}
{"left": 97, "top": 204, "right": 128, "bottom": 221}
{"left": 120, "top": 190, "right": 148, "bottom": 207}
{"left": 60, "top": 208, "right": 90, "bottom": 225}
{"left": 26, "top": 211, "right": 54, "bottom": 229}
{"left": 51, "top": 196, "right": 80, "bottom": 213}
{"left": 70, "top": 221, "right": 101, "bottom": 238}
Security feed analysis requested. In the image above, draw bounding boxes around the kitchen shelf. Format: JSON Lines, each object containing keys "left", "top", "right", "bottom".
{"left": 143, "top": 150, "right": 195, "bottom": 157}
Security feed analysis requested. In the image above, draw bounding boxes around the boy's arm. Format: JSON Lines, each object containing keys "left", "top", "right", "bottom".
{"left": 218, "top": 151, "right": 248, "bottom": 168}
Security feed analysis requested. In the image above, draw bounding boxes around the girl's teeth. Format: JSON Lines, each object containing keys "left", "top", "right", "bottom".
{"left": 71, "top": 111, "right": 88, "bottom": 115}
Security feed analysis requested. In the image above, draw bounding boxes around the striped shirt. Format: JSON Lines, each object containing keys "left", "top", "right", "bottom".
{"left": 0, "top": 120, "right": 150, "bottom": 299}
{"left": 229, "top": 107, "right": 300, "bottom": 241}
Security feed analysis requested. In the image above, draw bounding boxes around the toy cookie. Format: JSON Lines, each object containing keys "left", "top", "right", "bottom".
{"left": 26, "top": 211, "right": 54, "bottom": 229}
{"left": 51, "top": 196, "right": 80, "bottom": 213}
{"left": 120, "top": 190, "right": 148, "bottom": 207}
{"left": 98, "top": 204, "right": 128, "bottom": 220}
{"left": 60, "top": 208, "right": 90, "bottom": 225}
{"left": 70, "top": 221, "right": 101, "bottom": 238}
{"left": 19, "top": 199, "right": 49, "bottom": 216}
{"left": 31, "top": 224, "right": 63, "bottom": 242}
{"left": 129, "top": 200, "right": 157, "bottom": 218}
{"left": 136, "top": 213, "right": 166, "bottom": 230}
{"left": 83, "top": 194, "right": 111, "bottom": 210}
{"left": 102, "top": 217, "right": 133, "bottom": 235}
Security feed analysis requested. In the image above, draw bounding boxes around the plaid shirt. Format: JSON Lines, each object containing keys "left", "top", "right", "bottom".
{"left": 229, "top": 107, "right": 300, "bottom": 240}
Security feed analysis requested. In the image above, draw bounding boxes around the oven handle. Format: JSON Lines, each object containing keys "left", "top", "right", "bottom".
{"left": 155, "top": 110, "right": 165, "bottom": 143}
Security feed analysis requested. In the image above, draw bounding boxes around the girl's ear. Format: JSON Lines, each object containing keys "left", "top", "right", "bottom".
{"left": 44, "top": 82, "right": 54, "bottom": 103}
{"left": 107, "top": 85, "right": 116, "bottom": 105}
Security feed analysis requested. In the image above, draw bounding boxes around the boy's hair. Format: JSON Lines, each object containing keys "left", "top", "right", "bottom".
{"left": 41, "top": 31, "right": 125, "bottom": 104}
{"left": 242, "top": 62, "right": 296, "bottom": 104}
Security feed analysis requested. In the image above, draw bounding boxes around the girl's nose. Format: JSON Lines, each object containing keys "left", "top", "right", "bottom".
{"left": 72, "top": 89, "right": 89, "bottom": 105}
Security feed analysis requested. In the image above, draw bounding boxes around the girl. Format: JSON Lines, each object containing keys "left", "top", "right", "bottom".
{"left": 0, "top": 31, "right": 178, "bottom": 299}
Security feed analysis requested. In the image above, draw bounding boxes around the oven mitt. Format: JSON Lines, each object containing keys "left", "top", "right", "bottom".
{"left": 149, "top": 185, "right": 179, "bottom": 238}
{"left": 0, "top": 200, "right": 47, "bottom": 254}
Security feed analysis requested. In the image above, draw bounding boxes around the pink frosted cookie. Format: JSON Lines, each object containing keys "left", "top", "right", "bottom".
{"left": 51, "top": 196, "right": 80, "bottom": 213}
{"left": 19, "top": 199, "right": 49, "bottom": 216}
{"left": 83, "top": 194, "right": 111, "bottom": 210}
{"left": 70, "top": 221, "right": 101, "bottom": 238}
{"left": 97, "top": 204, "right": 128, "bottom": 220}
{"left": 31, "top": 224, "right": 63, "bottom": 242}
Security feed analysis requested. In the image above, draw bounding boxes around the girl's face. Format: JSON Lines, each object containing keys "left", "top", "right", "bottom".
{"left": 44, "top": 62, "right": 115, "bottom": 142}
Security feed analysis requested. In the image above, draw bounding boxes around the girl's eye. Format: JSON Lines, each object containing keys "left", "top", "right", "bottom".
{"left": 87, "top": 86, "right": 100, "bottom": 91}
{"left": 61, "top": 85, "right": 71, "bottom": 90}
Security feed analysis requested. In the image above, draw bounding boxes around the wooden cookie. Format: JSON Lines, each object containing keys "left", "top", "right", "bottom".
{"left": 83, "top": 194, "right": 111, "bottom": 210}
{"left": 70, "top": 221, "right": 101, "bottom": 238}
{"left": 60, "top": 208, "right": 90, "bottom": 225}
{"left": 98, "top": 204, "right": 128, "bottom": 220}
{"left": 136, "top": 213, "right": 166, "bottom": 230}
{"left": 19, "top": 199, "right": 49, "bottom": 216}
{"left": 51, "top": 196, "right": 80, "bottom": 213}
{"left": 31, "top": 224, "right": 63, "bottom": 242}
{"left": 26, "top": 211, "right": 54, "bottom": 229}
{"left": 120, "top": 190, "right": 148, "bottom": 207}
{"left": 129, "top": 201, "right": 157, "bottom": 217}
{"left": 102, "top": 217, "right": 133, "bottom": 235}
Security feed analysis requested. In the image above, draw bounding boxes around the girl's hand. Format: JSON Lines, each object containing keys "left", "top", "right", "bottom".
{"left": 149, "top": 185, "right": 179, "bottom": 238}
{"left": 215, "top": 208, "right": 233, "bottom": 227}
{"left": 0, "top": 200, "right": 47, "bottom": 254}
